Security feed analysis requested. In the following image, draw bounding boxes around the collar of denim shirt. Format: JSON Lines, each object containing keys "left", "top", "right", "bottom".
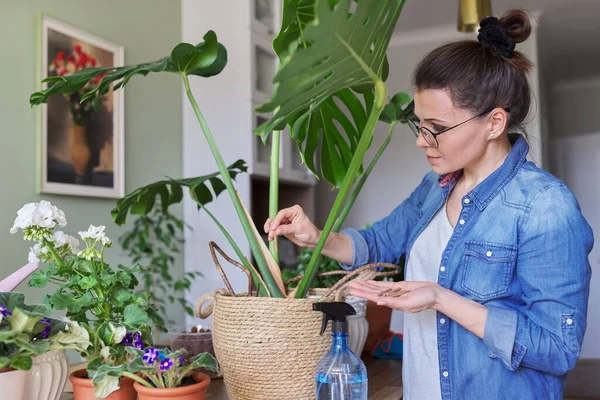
{"left": 437, "top": 133, "right": 529, "bottom": 210}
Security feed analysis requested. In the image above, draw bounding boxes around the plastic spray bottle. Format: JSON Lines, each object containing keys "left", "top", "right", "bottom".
{"left": 313, "top": 302, "right": 368, "bottom": 400}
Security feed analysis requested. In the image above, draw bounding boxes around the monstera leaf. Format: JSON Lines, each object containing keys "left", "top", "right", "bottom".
{"left": 255, "top": 0, "right": 404, "bottom": 187}
{"left": 30, "top": 31, "right": 227, "bottom": 107}
{"left": 111, "top": 160, "right": 247, "bottom": 225}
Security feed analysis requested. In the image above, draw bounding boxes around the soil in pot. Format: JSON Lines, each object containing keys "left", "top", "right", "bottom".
{"left": 133, "top": 371, "right": 210, "bottom": 400}
{"left": 69, "top": 369, "right": 136, "bottom": 400}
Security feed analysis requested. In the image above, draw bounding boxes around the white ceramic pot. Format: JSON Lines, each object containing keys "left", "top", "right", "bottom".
{"left": 346, "top": 296, "right": 369, "bottom": 356}
{"left": 26, "top": 349, "right": 69, "bottom": 400}
{"left": 0, "top": 368, "right": 28, "bottom": 400}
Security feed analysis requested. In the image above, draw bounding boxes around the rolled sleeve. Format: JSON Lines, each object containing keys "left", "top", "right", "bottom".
{"left": 484, "top": 306, "right": 526, "bottom": 371}
{"left": 339, "top": 228, "right": 369, "bottom": 270}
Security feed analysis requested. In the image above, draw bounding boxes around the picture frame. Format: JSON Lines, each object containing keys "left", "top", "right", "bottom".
{"left": 39, "top": 14, "right": 125, "bottom": 198}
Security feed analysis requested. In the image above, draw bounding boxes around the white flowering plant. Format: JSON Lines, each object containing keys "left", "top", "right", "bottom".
{"left": 10, "top": 201, "right": 166, "bottom": 398}
{"left": 0, "top": 292, "right": 90, "bottom": 371}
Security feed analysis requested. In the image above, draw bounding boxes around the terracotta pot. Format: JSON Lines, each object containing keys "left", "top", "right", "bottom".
{"left": 363, "top": 300, "right": 393, "bottom": 354}
{"left": 69, "top": 369, "right": 136, "bottom": 400}
{"left": 133, "top": 372, "right": 211, "bottom": 400}
{"left": 0, "top": 367, "right": 28, "bottom": 400}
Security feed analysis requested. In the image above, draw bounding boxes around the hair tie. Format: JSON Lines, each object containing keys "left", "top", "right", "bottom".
{"left": 477, "top": 16, "right": 515, "bottom": 58}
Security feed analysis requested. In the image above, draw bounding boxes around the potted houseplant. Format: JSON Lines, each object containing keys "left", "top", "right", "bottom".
{"left": 0, "top": 292, "right": 90, "bottom": 400}
{"left": 29, "top": 0, "right": 414, "bottom": 397}
{"left": 115, "top": 347, "right": 218, "bottom": 400}
{"left": 10, "top": 200, "right": 165, "bottom": 399}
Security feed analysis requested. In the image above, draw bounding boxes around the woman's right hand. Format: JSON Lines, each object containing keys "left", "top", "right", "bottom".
{"left": 264, "top": 205, "right": 321, "bottom": 248}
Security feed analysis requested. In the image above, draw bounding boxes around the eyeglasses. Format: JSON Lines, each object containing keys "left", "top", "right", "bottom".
{"left": 407, "top": 108, "right": 497, "bottom": 148}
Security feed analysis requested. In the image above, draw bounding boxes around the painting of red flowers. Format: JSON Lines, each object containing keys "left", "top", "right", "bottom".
{"left": 40, "top": 15, "right": 124, "bottom": 198}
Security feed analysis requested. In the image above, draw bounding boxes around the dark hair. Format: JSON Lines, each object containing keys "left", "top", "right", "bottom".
{"left": 413, "top": 9, "right": 533, "bottom": 136}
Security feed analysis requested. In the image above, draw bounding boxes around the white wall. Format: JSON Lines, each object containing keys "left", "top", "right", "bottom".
{"left": 182, "top": 0, "right": 254, "bottom": 326}
{"left": 316, "top": 22, "right": 543, "bottom": 333}
{"left": 549, "top": 78, "right": 600, "bottom": 138}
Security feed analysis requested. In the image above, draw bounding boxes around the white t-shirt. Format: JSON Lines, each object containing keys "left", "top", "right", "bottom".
{"left": 402, "top": 205, "right": 454, "bottom": 400}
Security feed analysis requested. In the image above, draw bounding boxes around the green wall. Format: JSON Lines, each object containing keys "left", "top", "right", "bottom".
{"left": 0, "top": 0, "right": 184, "bottom": 329}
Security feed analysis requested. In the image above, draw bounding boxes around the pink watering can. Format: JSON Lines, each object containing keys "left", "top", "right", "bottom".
{"left": 0, "top": 263, "right": 39, "bottom": 292}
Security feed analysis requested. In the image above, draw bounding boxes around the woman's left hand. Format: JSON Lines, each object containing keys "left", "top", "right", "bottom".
{"left": 349, "top": 280, "right": 442, "bottom": 313}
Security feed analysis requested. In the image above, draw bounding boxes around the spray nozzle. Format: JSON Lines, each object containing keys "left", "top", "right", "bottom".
{"left": 313, "top": 302, "right": 356, "bottom": 335}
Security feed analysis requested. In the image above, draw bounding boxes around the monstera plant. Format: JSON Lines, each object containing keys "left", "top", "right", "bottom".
{"left": 30, "top": 0, "right": 413, "bottom": 299}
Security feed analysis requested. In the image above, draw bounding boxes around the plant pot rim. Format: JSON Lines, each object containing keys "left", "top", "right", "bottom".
{"left": 0, "top": 367, "right": 17, "bottom": 374}
{"left": 69, "top": 368, "right": 135, "bottom": 388}
{"left": 133, "top": 372, "right": 210, "bottom": 396}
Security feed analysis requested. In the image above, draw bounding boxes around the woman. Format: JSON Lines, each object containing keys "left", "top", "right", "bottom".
{"left": 264, "top": 10, "right": 593, "bottom": 400}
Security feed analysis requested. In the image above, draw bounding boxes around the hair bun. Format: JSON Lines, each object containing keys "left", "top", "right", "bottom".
{"left": 499, "top": 9, "right": 532, "bottom": 44}
{"left": 477, "top": 16, "right": 516, "bottom": 58}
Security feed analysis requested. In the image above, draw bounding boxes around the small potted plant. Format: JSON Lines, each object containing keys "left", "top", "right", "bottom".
{"left": 118, "top": 346, "right": 218, "bottom": 400}
{"left": 0, "top": 292, "right": 90, "bottom": 400}
{"left": 10, "top": 200, "right": 165, "bottom": 399}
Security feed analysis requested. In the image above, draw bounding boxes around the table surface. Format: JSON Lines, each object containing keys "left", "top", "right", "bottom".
{"left": 60, "top": 356, "right": 403, "bottom": 400}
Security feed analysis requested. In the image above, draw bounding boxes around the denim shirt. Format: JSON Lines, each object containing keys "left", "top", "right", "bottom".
{"left": 342, "top": 135, "right": 593, "bottom": 399}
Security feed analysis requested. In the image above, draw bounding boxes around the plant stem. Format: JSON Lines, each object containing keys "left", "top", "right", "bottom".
{"left": 269, "top": 130, "right": 281, "bottom": 263}
{"left": 200, "top": 206, "right": 268, "bottom": 296}
{"left": 181, "top": 74, "right": 284, "bottom": 298}
{"left": 332, "top": 122, "right": 397, "bottom": 232}
{"left": 42, "top": 239, "right": 64, "bottom": 268}
{"left": 122, "top": 371, "right": 152, "bottom": 388}
{"left": 294, "top": 81, "right": 387, "bottom": 298}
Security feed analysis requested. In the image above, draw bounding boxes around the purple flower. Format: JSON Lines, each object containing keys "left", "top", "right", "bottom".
{"left": 40, "top": 317, "right": 51, "bottom": 324}
{"left": 142, "top": 347, "right": 159, "bottom": 365}
{"left": 120, "top": 332, "right": 133, "bottom": 346}
{"left": 0, "top": 304, "right": 12, "bottom": 317}
{"left": 177, "top": 356, "right": 185, "bottom": 366}
{"left": 40, "top": 325, "right": 51, "bottom": 339}
{"left": 133, "top": 332, "right": 144, "bottom": 350}
{"left": 159, "top": 357, "right": 173, "bottom": 371}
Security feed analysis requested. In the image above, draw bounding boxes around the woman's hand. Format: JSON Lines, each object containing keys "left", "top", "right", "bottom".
{"left": 264, "top": 205, "right": 321, "bottom": 248}
{"left": 349, "top": 280, "right": 442, "bottom": 313}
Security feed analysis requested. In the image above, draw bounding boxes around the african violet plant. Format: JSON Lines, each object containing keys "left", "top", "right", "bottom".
{"left": 89, "top": 346, "right": 218, "bottom": 390}
{"left": 0, "top": 292, "right": 90, "bottom": 371}
{"left": 10, "top": 200, "right": 163, "bottom": 398}
{"left": 29, "top": 0, "right": 413, "bottom": 299}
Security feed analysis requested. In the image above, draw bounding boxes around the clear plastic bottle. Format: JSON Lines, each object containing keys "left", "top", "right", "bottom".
{"left": 314, "top": 302, "right": 368, "bottom": 400}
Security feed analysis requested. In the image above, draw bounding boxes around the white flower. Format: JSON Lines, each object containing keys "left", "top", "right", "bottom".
{"left": 10, "top": 201, "right": 67, "bottom": 234}
{"left": 109, "top": 323, "right": 127, "bottom": 344}
{"left": 52, "top": 231, "right": 80, "bottom": 254}
{"left": 78, "top": 225, "right": 111, "bottom": 246}
{"left": 28, "top": 243, "right": 46, "bottom": 263}
{"left": 10, "top": 203, "right": 38, "bottom": 233}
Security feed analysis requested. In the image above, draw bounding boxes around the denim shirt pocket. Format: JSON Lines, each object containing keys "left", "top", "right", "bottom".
{"left": 461, "top": 241, "right": 517, "bottom": 301}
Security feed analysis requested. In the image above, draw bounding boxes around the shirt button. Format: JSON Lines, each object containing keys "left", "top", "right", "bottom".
{"left": 459, "top": 219, "right": 465, "bottom": 225}
{"left": 486, "top": 251, "right": 493, "bottom": 257}
{"left": 440, "top": 266, "right": 446, "bottom": 272}
{"left": 443, "top": 371, "right": 449, "bottom": 378}
{"left": 463, "top": 198, "right": 470, "bottom": 204}
{"left": 566, "top": 318, "right": 573, "bottom": 325}
{"left": 440, "top": 318, "right": 446, "bottom": 324}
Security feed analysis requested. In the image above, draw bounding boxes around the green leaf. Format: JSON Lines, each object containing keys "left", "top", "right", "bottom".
{"left": 78, "top": 276, "right": 98, "bottom": 290}
{"left": 0, "top": 292, "right": 26, "bottom": 311}
{"left": 14, "top": 337, "right": 49, "bottom": 355}
{"left": 10, "top": 356, "right": 32, "bottom": 371}
{"left": 9, "top": 308, "right": 41, "bottom": 333}
{"left": 111, "top": 160, "right": 247, "bottom": 225}
{"left": 255, "top": 0, "right": 406, "bottom": 186}
{"left": 49, "top": 292, "right": 93, "bottom": 313}
{"left": 379, "top": 92, "right": 413, "bottom": 124}
{"left": 189, "top": 352, "right": 219, "bottom": 372}
{"left": 28, "top": 270, "right": 49, "bottom": 288}
{"left": 30, "top": 31, "right": 227, "bottom": 107}
{"left": 123, "top": 305, "right": 148, "bottom": 329}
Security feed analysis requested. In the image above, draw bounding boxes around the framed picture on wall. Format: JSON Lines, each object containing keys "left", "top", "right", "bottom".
{"left": 39, "top": 15, "right": 125, "bottom": 198}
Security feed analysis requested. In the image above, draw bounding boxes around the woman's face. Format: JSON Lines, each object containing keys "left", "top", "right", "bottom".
{"left": 413, "top": 89, "right": 496, "bottom": 175}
